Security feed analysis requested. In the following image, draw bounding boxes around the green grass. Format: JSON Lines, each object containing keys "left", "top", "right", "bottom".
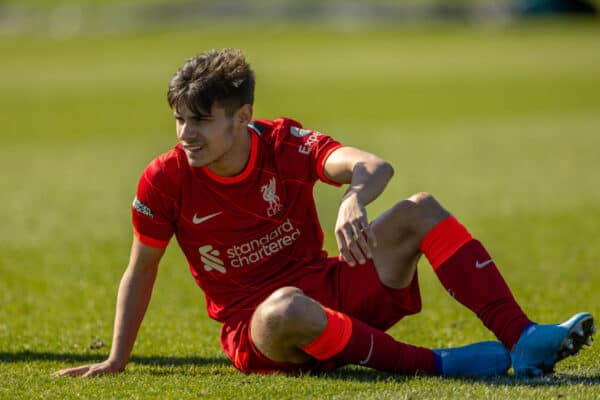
{"left": 1, "top": 21, "right": 600, "bottom": 399}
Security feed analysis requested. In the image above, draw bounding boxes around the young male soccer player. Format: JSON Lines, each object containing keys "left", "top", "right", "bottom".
{"left": 54, "top": 48, "right": 594, "bottom": 379}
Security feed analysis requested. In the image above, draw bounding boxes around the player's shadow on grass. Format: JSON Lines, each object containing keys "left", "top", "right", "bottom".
{"left": 322, "top": 367, "right": 600, "bottom": 386}
{"left": 3, "top": 351, "right": 599, "bottom": 385}
{"left": 0, "top": 350, "right": 230, "bottom": 369}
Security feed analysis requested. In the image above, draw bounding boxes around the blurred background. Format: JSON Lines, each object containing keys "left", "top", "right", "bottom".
{"left": 0, "top": 0, "right": 598, "bottom": 37}
{"left": 1, "top": 1, "right": 599, "bottom": 396}
{"left": 2, "top": 0, "right": 598, "bottom": 248}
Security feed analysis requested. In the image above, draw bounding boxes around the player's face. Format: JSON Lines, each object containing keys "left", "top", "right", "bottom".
{"left": 174, "top": 103, "right": 238, "bottom": 169}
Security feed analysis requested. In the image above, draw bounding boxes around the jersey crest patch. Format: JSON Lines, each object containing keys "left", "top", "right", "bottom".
{"left": 290, "top": 126, "right": 313, "bottom": 138}
{"left": 261, "top": 177, "right": 283, "bottom": 217}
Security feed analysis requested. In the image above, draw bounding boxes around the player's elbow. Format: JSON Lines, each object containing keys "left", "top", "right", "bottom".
{"left": 359, "top": 155, "right": 394, "bottom": 181}
{"left": 379, "top": 160, "right": 394, "bottom": 180}
{"left": 368, "top": 156, "right": 394, "bottom": 182}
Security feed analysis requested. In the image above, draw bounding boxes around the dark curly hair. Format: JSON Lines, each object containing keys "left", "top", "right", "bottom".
{"left": 167, "top": 48, "right": 255, "bottom": 117}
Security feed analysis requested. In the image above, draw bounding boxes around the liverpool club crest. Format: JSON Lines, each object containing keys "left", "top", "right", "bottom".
{"left": 261, "top": 177, "right": 283, "bottom": 217}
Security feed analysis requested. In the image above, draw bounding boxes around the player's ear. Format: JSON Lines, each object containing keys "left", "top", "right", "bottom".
{"left": 236, "top": 104, "right": 253, "bottom": 124}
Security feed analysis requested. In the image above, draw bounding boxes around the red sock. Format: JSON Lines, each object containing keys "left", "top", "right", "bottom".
{"left": 301, "top": 307, "right": 437, "bottom": 375}
{"left": 420, "top": 216, "right": 532, "bottom": 350}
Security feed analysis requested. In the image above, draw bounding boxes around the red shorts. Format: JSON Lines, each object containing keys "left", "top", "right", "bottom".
{"left": 220, "top": 257, "right": 422, "bottom": 374}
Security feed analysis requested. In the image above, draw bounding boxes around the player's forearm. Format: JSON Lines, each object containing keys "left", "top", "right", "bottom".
{"left": 107, "top": 264, "right": 158, "bottom": 369}
{"left": 342, "top": 157, "right": 394, "bottom": 207}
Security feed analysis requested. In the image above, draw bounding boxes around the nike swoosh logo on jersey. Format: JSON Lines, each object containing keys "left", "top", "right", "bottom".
{"left": 193, "top": 211, "right": 223, "bottom": 224}
{"left": 475, "top": 259, "right": 494, "bottom": 269}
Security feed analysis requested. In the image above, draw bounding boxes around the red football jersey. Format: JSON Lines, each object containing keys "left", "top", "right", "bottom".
{"left": 132, "top": 118, "right": 343, "bottom": 322}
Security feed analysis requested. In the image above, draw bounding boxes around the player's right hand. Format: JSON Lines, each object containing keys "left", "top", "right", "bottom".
{"left": 52, "top": 360, "right": 125, "bottom": 378}
{"left": 335, "top": 192, "right": 376, "bottom": 267}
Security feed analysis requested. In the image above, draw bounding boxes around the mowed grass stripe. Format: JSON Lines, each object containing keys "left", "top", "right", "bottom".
{"left": 1, "top": 23, "right": 600, "bottom": 141}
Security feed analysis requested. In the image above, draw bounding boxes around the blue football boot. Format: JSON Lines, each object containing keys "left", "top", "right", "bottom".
{"left": 511, "top": 312, "right": 595, "bottom": 378}
{"left": 433, "top": 341, "right": 511, "bottom": 377}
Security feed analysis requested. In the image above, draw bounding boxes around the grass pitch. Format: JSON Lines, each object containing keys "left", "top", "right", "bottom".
{"left": 1, "top": 21, "right": 600, "bottom": 399}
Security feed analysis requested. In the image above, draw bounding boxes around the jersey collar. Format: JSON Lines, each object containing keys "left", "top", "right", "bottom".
{"left": 200, "top": 129, "right": 259, "bottom": 184}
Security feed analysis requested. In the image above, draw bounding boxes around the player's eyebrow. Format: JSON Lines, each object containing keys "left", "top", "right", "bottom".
{"left": 173, "top": 111, "right": 213, "bottom": 120}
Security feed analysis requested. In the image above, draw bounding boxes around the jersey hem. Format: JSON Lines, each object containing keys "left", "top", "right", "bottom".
{"left": 316, "top": 143, "right": 343, "bottom": 187}
{"left": 133, "top": 226, "right": 170, "bottom": 248}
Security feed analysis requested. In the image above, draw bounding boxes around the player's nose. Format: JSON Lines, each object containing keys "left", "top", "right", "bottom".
{"left": 179, "top": 123, "right": 198, "bottom": 141}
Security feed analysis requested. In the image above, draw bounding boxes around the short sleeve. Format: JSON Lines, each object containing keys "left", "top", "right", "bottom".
{"left": 131, "top": 156, "right": 178, "bottom": 248}
{"left": 311, "top": 136, "right": 343, "bottom": 186}
{"left": 282, "top": 120, "right": 343, "bottom": 186}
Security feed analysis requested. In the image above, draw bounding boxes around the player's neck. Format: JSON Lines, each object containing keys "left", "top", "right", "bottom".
{"left": 205, "top": 129, "right": 252, "bottom": 177}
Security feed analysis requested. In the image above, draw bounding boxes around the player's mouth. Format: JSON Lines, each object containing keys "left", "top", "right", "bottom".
{"left": 182, "top": 144, "right": 205, "bottom": 156}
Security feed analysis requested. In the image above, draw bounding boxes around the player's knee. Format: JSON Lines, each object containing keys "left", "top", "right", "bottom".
{"left": 406, "top": 192, "right": 450, "bottom": 235}
{"left": 257, "top": 287, "right": 322, "bottom": 335}
{"left": 385, "top": 193, "right": 449, "bottom": 239}
{"left": 408, "top": 192, "right": 435, "bottom": 205}
{"left": 265, "top": 286, "right": 304, "bottom": 306}
{"left": 388, "top": 193, "right": 437, "bottom": 227}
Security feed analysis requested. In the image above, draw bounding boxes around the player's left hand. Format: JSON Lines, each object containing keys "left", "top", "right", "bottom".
{"left": 334, "top": 192, "right": 377, "bottom": 266}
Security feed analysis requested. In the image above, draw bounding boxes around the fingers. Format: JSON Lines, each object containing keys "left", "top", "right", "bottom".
{"left": 363, "top": 222, "right": 377, "bottom": 249}
{"left": 82, "top": 367, "right": 111, "bottom": 378}
{"left": 52, "top": 362, "right": 120, "bottom": 378}
{"left": 354, "top": 225, "right": 370, "bottom": 261}
{"left": 344, "top": 224, "right": 363, "bottom": 266}
{"left": 336, "top": 219, "right": 375, "bottom": 267}
{"left": 336, "top": 228, "right": 354, "bottom": 266}
{"left": 53, "top": 365, "right": 91, "bottom": 377}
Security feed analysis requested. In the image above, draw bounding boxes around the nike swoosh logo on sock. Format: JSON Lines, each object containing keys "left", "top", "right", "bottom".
{"left": 359, "top": 334, "right": 375, "bottom": 365}
{"left": 475, "top": 259, "right": 494, "bottom": 269}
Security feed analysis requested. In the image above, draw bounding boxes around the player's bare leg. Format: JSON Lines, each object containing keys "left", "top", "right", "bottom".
{"left": 250, "top": 286, "right": 326, "bottom": 364}
{"left": 368, "top": 192, "right": 532, "bottom": 349}
{"left": 369, "top": 192, "right": 449, "bottom": 289}
{"left": 368, "top": 191, "right": 594, "bottom": 377}
{"left": 250, "top": 285, "right": 510, "bottom": 376}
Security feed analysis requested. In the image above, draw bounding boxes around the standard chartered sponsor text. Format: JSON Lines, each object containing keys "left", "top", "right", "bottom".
{"left": 227, "top": 219, "right": 300, "bottom": 268}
